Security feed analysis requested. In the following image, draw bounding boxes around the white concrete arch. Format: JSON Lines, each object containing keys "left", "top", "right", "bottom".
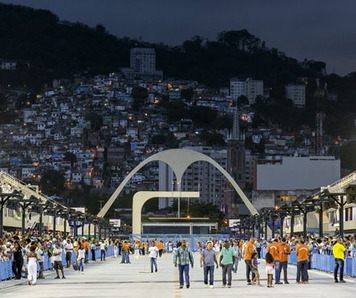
{"left": 97, "top": 149, "right": 258, "bottom": 217}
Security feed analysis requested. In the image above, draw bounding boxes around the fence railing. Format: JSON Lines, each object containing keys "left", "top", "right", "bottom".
{"left": 0, "top": 246, "right": 114, "bottom": 281}
{"left": 261, "top": 246, "right": 356, "bottom": 277}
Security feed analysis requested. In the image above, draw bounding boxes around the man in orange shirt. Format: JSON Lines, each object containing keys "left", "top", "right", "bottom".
{"left": 121, "top": 241, "right": 130, "bottom": 264}
{"left": 267, "top": 239, "right": 282, "bottom": 284}
{"left": 296, "top": 239, "right": 309, "bottom": 284}
{"left": 158, "top": 240, "right": 164, "bottom": 257}
{"left": 280, "top": 238, "right": 291, "bottom": 284}
{"left": 83, "top": 239, "right": 90, "bottom": 263}
{"left": 244, "top": 238, "right": 255, "bottom": 285}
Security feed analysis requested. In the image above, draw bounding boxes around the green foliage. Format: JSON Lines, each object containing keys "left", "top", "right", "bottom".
{"left": 236, "top": 95, "right": 249, "bottom": 106}
{"left": 188, "top": 106, "right": 217, "bottom": 128}
{"left": 84, "top": 112, "right": 103, "bottom": 131}
{"left": 131, "top": 86, "right": 148, "bottom": 99}
{"left": 181, "top": 88, "right": 194, "bottom": 101}
{"left": 143, "top": 198, "right": 158, "bottom": 213}
{"left": 151, "top": 132, "right": 179, "bottom": 148}
{"left": 40, "top": 170, "right": 65, "bottom": 195}
{"left": 201, "top": 130, "right": 226, "bottom": 146}
{"left": 64, "top": 152, "right": 77, "bottom": 165}
{"left": 214, "top": 115, "right": 233, "bottom": 129}
{"left": 0, "top": 3, "right": 321, "bottom": 89}
{"left": 170, "top": 200, "right": 224, "bottom": 220}
{"left": 165, "top": 101, "right": 187, "bottom": 122}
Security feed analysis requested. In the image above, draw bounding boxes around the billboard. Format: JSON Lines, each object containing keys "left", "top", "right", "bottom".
{"left": 229, "top": 219, "right": 240, "bottom": 228}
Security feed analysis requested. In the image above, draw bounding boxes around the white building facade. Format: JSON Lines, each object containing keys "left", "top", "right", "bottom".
{"left": 286, "top": 84, "right": 306, "bottom": 107}
{"left": 256, "top": 156, "right": 340, "bottom": 191}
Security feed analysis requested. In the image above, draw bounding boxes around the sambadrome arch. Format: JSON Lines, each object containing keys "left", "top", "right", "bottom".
{"left": 97, "top": 149, "right": 259, "bottom": 232}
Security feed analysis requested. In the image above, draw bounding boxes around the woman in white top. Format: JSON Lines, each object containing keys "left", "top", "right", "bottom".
{"left": 77, "top": 244, "right": 86, "bottom": 273}
{"left": 134, "top": 241, "right": 140, "bottom": 259}
{"left": 113, "top": 240, "right": 118, "bottom": 258}
{"left": 27, "top": 245, "right": 39, "bottom": 285}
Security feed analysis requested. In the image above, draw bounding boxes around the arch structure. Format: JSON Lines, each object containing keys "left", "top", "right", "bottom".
{"left": 97, "top": 149, "right": 259, "bottom": 218}
{"left": 132, "top": 191, "right": 200, "bottom": 234}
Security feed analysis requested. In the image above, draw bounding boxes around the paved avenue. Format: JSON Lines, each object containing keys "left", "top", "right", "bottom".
{"left": 0, "top": 253, "right": 354, "bottom": 297}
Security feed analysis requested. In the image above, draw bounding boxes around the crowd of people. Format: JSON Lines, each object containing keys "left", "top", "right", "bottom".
{"left": 0, "top": 232, "right": 354, "bottom": 289}
{"left": 174, "top": 234, "right": 354, "bottom": 289}
{"left": 0, "top": 231, "right": 112, "bottom": 285}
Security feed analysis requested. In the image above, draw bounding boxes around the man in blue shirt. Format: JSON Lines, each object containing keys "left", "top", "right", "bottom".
{"left": 200, "top": 241, "right": 219, "bottom": 288}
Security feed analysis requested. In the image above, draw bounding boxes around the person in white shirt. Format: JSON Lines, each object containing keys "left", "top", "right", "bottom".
{"left": 36, "top": 243, "right": 45, "bottom": 279}
{"left": 53, "top": 243, "right": 65, "bottom": 279}
{"left": 65, "top": 239, "right": 74, "bottom": 268}
{"left": 77, "top": 244, "right": 86, "bottom": 273}
{"left": 100, "top": 241, "right": 106, "bottom": 261}
{"left": 149, "top": 242, "right": 159, "bottom": 273}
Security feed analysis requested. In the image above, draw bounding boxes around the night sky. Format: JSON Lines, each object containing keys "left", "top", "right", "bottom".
{"left": 2, "top": 0, "right": 356, "bottom": 76}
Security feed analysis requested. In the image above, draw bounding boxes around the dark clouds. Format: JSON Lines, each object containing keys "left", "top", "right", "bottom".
{"left": 1, "top": 0, "right": 356, "bottom": 75}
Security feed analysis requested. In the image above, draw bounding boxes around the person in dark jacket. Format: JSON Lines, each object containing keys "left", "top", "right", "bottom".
{"left": 12, "top": 242, "right": 23, "bottom": 279}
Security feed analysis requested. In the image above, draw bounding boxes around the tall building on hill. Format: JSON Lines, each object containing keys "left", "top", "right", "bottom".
{"left": 230, "top": 78, "right": 245, "bottom": 100}
{"left": 229, "top": 78, "right": 264, "bottom": 104}
{"left": 245, "top": 78, "right": 263, "bottom": 104}
{"left": 130, "top": 48, "right": 156, "bottom": 74}
{"left": 286, "top": 84, "right": 306, "bottom": 107}
{"left": 121, "top": 47, "right": 163, "bottom": 80}
{"left": 224, "top": 108, "right": 247, "bottom": 218}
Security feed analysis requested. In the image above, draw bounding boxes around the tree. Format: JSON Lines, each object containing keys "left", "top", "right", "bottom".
{"left": 131, "top": 86, "right": 148, "bottom": 99}
{"left": 85, "top": 112, "right": 103, "bottom": 131}
{"left": 40, "top": 170, "right": 65, "bottom": 195}
{"left": 236, "top": 95, "right": 249, "bottom": 106}
{"left": 181, "top": 88, "right": 194, "bottom": 101}
{"left": 201, "top": 130, "right": 226, "bottom": 146}
{"left": 64, "top": 152, "right": 77, "bottom": 167}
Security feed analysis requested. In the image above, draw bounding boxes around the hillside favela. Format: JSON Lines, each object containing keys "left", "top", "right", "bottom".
{"left": 0, "top": 1, "right": 355, "bottom": 297}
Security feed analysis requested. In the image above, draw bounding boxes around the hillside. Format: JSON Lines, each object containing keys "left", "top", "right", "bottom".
{"left": 0, "top": 3, "right": 324, "bottom": 88}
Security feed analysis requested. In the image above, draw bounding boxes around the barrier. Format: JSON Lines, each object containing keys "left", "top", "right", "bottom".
{"left": 130, "top": 234, "right": 230, "bottom": 252}
{"left": 0, "top": 245, "right": 114, "bottom": 282}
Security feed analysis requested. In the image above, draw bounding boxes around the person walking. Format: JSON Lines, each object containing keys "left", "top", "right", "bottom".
{"left": 100, "top": 241, "right": 106, "bottom": 261}
{"left": 251, "top": 251, "right": 262, "bottom": 286}
{"left": 53, "top": 242, "right": 66, "bottom": 279}
{"left": 256, "top": 240, "right": 262, "bottom": 259}
{"left": 333, "top": 237, "right": 347, "bottom": 283}
{"left": 90, "top": 240, "right": 96, "bottom": 261}
{"left": 173, "top": 240, "right": 194, "bottom": 289}
{"left": 65, "top": 239, "right": 73, "bottom": 268}
{"left": 280, "top": 237, "right": 291, "bottom": 284}
{"left": 121, "top": 241, "right": 130, "bottom": 263}
{"left": 134, "top": 241, "right": 140, "bottom": 259}
{"left": 149, "top": 241, "right": 159, "bottom": 273}
{"left": 219, "top": 240, "right": 235, "bottom": 288}
{"left": 27, "top": 245, "right": 39, "bottom": 286}
{"left": 200, "top": 241, "right": 218, "bottom": 289}
{"left": 244, "top": 237, "right": 255, "bottom": 285}
{"left": 296, "top": 239, "right": 309, "bottom": 284}
{"left": 12, "top": 241, "right": 23, "bottom": 280}
{"left": 114, "top": 240, "right": 118, "bottom": 258}
{"left": 36, "top": 243, "right": 45, "bottom": 279}
{"left": 158, "top": 240, "right": 164, "bottom": 257}
{"left": 77, "top": 244, "right": 86, "bottom": 274}
{"left": 267, "top": 238, "right": 282, "bottom": 284}
{"left": 232, "top": 239, "right": 241, "bottom": 274}
{"left": 265, "top": 252, "right": 274, "bottom": 288}
{"left": 83, "top": 238, "right": 89, "bottom": 263}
